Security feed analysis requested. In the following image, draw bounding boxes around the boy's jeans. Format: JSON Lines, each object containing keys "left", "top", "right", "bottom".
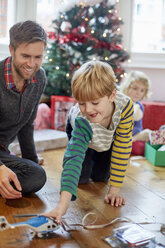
{"left": 66, "top": 119, "right": 112, "bottom": 184}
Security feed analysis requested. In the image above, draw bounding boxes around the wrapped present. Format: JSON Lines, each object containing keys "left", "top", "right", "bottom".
{"left": 51, "top": 96, "right": 76, "bottom": 131}
{"left": 149, "top": 129, "right": 165, "bottom": 145}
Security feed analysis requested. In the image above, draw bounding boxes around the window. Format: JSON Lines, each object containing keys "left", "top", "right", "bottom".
{"left": 0, "top": 0, "right": 8, "bottom": 40}
{"left": 0, "top": 0, "right": 36, "bottom": 60}
{"left": 118, "top": 0, "right": 165, "bottom": 68}
{"left": 0, "top": 0, "right": 16, "bottom": 45}
{"left": 132, "top": 0, "right": 165, "bottom": 53}
{"left": 36, "top": 0, "right": 63, "bottom": 33}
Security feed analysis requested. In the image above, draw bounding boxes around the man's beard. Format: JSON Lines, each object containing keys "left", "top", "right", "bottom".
{"left": 12, "top": 59, "right": 35, "bottom": 80}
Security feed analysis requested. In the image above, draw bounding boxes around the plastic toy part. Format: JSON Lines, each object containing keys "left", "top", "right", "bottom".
{"left": 0, "top": 215, "right": 60, "bottom": 238}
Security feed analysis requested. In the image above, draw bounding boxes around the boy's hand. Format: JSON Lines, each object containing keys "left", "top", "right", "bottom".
{"left": 104, "top": 185, "right": 125, "bottom": 207}
{"left": 42, "top": 191, "right": 72, "bottom": 224}
{"left": 42, "top": 203, "right": 67, "bottom": 224}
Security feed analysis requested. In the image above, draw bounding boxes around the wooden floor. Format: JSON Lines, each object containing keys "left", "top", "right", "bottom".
{"left": 0, "top": 148, "right": 165, "bottom": 248}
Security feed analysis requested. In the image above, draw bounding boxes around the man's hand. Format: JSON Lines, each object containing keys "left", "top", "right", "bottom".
{"left": 37, "top": 154, "right": 44, "bottom": 165}
{"left": 0, "top": 165, "right": 22, "bottom": 199}
{"left": 104, "top": 185, "right": 125, "bottom": 207}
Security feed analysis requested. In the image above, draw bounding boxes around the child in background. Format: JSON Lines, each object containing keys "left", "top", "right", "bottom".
{"left": 43, "top": 60, "right": 134, "bottom": 223}
{"left": 120, "top": 71, "right": 152, "bottom": 155}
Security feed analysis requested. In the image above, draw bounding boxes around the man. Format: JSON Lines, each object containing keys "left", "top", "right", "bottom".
{"left": 0, "top": 20, "right": 47, "bottom": 199}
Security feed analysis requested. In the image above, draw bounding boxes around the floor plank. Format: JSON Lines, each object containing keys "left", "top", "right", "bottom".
{"left": 0, "top": 149, "right": 165, "bottom": 247}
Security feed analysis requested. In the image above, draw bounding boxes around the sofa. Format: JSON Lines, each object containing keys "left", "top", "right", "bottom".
{"left": 142, "top": 101, "right": 165, "bottom": 130}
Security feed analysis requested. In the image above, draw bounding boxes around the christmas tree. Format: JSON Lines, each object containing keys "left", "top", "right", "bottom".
{"left": 43, "top": 0, "right": 129, "bottom": 97}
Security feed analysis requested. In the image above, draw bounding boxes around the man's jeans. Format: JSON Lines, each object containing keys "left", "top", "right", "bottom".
{"left": 0, "top": 149, "right": 46, "bottom": 194}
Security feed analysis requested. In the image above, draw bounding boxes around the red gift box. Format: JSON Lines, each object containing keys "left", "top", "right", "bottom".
{"left": 51, "top": 95, "right": 76, "bottom": 131}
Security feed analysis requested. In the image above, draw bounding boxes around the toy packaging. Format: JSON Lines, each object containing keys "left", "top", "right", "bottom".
{"left": 103, "top": 224, "right": 156, "bottom": 247}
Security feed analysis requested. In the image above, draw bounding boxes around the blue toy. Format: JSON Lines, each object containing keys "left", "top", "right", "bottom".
{"left": 0, "top": 215, "right": 60, "bottom": 238}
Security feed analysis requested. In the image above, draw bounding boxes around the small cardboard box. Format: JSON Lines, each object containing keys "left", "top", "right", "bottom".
{"left": 145, "top": 142, "right": 165, "bottom": 166}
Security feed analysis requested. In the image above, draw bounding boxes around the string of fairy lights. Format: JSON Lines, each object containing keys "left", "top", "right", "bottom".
{"left": 45, "top": 0, "right": 131, "bottom": 82}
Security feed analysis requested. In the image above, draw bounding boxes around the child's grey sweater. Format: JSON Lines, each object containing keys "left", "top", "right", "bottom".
{"left": 0, "top": 58, "right": 46, "bottom": 165}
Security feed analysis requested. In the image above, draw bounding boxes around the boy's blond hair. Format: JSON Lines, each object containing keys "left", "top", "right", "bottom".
{"left": 71, "top": 60, "right": 116, "bottom": 101}
{"left": 120, "top": 71, "right": 151, "bottom": 99}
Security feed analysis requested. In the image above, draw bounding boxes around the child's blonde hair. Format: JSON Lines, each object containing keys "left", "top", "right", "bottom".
{"left": 120, "top": 71, "right": 151, "bottom": 99}
{"left": 71, "top": 60, "right": 116, "bottom": 101}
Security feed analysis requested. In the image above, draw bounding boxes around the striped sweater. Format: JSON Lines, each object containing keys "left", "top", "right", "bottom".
{"left": 60, "top": 91, "right": 134, "bottom": 200}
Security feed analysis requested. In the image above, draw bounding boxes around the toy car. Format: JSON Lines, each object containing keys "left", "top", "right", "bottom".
{"left": 0, "top": 215, "right": 60, "bottom": 238}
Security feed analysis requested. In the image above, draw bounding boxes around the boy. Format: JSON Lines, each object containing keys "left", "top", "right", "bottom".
{"left": 44, "top": 61, "right": 134, "bottom": 223}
